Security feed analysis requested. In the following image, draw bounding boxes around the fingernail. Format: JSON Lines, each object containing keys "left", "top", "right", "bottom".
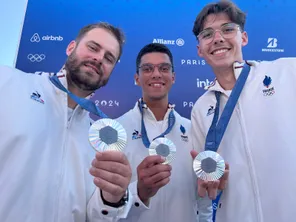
{"left": 94, "top": 178, "right": 100, "bottom": 184}
{"left": 160, "top": 156, "right": 166, "bottom": 162}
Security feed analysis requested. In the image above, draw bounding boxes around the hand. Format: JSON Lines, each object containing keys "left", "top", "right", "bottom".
{"left": 137, "top": 155, "right": 172, "bottom": 205}
{"left": 191, "top": 150, "right": 229, "bottom": 200}
{"left": 89, "top": 151, "right": 132, "bottom": 203}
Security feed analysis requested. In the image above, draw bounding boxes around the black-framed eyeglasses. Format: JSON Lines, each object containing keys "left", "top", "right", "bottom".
{"left": 138, "top": 63, "right": 173, "bottom": 75}
{"left": 197, "top": 22, "right": 241, "bottom": 45}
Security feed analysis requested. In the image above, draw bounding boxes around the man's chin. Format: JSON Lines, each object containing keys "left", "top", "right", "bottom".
{"left": 78, "top": 76, "right": 105, "bottom": 91}
{"left": 210, "top": 59, "right": 235, "bottom": 69}
{"left": 147, "top": 94, "right": 167, "bottom": 101}
{"left": 74, "top": 79, "right": 102, "bottom": 92}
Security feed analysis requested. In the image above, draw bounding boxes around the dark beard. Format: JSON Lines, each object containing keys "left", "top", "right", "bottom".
{"left": 64, "top": 51, "right": 109, "bottom": 91}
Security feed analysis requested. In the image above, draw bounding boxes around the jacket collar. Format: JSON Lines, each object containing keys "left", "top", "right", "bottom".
{"left": 132, "top": 98, "right": 175, "bottom": 122}
{"left": 52, "top": 67, "right": 95, "bottom": 100}
{"left": 206, "top": 60, "right": 257, "bottom": 94}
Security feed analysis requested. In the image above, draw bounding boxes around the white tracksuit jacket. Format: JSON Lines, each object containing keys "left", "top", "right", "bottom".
{"left": 0, "top": 66, "right": 132, "bottom": 222}
{"left": 191, "top": 58, "right": 296, "bottom": 222}
{"left": 116, "top": 102, "right": 212, "bottom": 222}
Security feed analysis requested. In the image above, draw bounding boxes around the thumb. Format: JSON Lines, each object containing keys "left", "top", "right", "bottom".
{"left": 190, "top": 150, "right": 198, "bottom": 160}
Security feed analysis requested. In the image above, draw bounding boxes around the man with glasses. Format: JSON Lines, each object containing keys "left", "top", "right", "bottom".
{"left": 190, "top": 1, "right": 296, "bottom": 222}
{"left": 115, "top": 43, "right": 212, "bottom": 221}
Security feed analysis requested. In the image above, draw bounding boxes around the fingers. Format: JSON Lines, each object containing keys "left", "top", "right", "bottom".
{"left": 95, "top": 151, "right": 129, "bottom": 165}
{"left": 137, "top": 173, "right": 171, "bottom": 203}
{"left": 138, "top": 155, "right": 166, "bottom": 169}
{"left": 197, "top": 179, "right": 208, "bottom": 198}
{"left": 153, "top": 177, "right": 170, "bottom": 189}
{"left": 207, "top": 180, "right": 220, "bottom": 200}
{"left": 225, "top": 162, "right": 230, "bottom": 171}
{"left": 91, "top": 158, "right": 130, "bottom": 178}
{"left": 139, "top": 163, "right": 171, "bottom": 178}
{"left": 142, "top": 171, "right": 171, "bottom": 188}
{"left": 136, "top": 155, "right": 172, "bottom": 202}
{"left": 89, "top": 168, "right": 127, "bottom": 189}
{"left": 93, "top": 177, "right": 125, "bottom": 197}
{"left": 90, "top": 151, "right": 132, "bottom": 198}
{"left": 218, "top": 162, "right": 229, "bottom": 190}
{"left": 197, "top": 162, "right": 230, "bottom": 199}
{"left": 137, "top": 156, "right": 171, "bottom": 181}
{"left": 190, "top": 150, "right": 198, "bottom": 159}
{"left": 198, "top": 179, "right": 219, "bottom": 199}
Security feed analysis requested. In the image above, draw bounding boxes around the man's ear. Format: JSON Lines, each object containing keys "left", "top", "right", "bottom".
{"left": 66, "top": 41, "right": 76, "bottom": 56}
{"left": 197, "top": 44, "right": 204, "bottom": 58}
{"left": 172, "top": 72, "right": 176, "bottom": 84}
{"left": 241, "top": 31, "right": 248, "bottom": 47}
{"left": 134, "top": 73, "right": 140, "bottom": 86}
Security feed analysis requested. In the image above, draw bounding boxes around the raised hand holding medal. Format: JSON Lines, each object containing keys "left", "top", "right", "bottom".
{"left": 50, "top": 74, "right": 130, "bottom": 205}
{"left": 136, "top": 99, "right": 176, "bottom": 204}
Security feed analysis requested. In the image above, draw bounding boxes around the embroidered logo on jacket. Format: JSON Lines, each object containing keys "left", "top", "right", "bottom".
{"left": 30, "top": 91, "right": 44, "bottom": 104}
{"left": 207, "top": 105, "right": 215, "bottom": 116}
{"left": 180, "top": 125, "right": 188, "bottom": 142}
{"left": 132, "top": 130, "right": 142, "bottom": 140}
{"left": 262, "top": 75, "right": 275, "bottom": 96}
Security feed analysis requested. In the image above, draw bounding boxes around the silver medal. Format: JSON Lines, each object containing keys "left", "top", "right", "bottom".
{"left": 193, "top": 150, "right": 225, "bottom": 181}
{"left": 149, "top": 137, "right": 176, "bottom": 164}
{"left": 89, "top": 118, "right": 127, "bottom": 152}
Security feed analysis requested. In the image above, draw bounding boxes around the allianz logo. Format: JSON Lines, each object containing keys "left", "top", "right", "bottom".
{"left": 152, "top": 38, "right": 184, "bottom": 46}
{"left": 30, "top": 33, "right": 63, "bottom": 42}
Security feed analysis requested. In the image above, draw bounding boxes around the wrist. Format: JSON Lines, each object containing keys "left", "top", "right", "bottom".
{"left": 102, "top": 190, "right": 123, "bottom": 203}
{"left": 137, "top": 186, "right": 150, "bottom": 206}
{"left": 101, "top": 189, "right": 129, "bottom": 208}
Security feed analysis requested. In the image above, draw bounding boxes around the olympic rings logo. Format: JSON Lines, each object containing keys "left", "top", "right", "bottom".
{"left": 27, "top": 54, "right": 46, "bottom": 62}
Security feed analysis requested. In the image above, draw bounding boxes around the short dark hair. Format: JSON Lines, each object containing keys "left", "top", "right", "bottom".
{"left": 192, "top": 1, "right": 246, "bottom": 38}
{"left": 75, "top": 22, "right": 125, "bottom": 60}
{"left": 136, "top": 43, "right": 174, "bottom": 73}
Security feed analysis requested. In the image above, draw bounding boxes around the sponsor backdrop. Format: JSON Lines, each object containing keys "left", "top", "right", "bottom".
{"left": 16, "top": 0, "right": 296, "bottom": 120}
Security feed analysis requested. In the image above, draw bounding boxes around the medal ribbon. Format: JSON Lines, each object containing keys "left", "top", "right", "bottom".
{"left": 137, "top": 99, "right": 176, "bottom": 148}
{"left": 49, "top": 74, "right": 108, "bottom": 118}
{"left": 204, "top": 63, "right": 251, "bottom": 222}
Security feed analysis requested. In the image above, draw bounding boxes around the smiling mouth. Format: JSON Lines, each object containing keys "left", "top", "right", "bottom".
{"left": 148, "top": 83, "right": 165, "bottom": 87}
{"left": 84, "top": 64, "right": 99, "bottom": 74}
{"left": 211, "top": 48, "right": 231, "bottom": 55}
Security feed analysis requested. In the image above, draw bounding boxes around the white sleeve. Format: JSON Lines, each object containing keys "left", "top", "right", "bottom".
{"left": 86, "top": 188, "right": 133, "bottom": 222}
{"left": 197, "top": 195, "right": 213, "bottom": 222}
{"left": 190, "top": 102, "right": 206, "bottom": 153}
{"left": 0, "top": 66, "right": 21, "bottom": 89}
{"left": 118, "top": 180, "right": 150, "bottom": 221}
{"left": 87, "top": 180, "right": 150, "bottom": 222}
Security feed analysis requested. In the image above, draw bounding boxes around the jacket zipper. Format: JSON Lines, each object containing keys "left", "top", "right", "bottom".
{"left": 237, "top": 102, "right": 263, "bottom": 222}
{"left": 54, "top": 102, "right": 79, "bottom": 221}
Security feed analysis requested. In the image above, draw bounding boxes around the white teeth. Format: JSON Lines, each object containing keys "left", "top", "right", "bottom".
{"left": 85, "top": 64, "right": 97, "bottom": 73}
{"left": 213, "top": 49, "right": 228, "bottom": 55}
{"left": 151, "top": 83, "right": 162, "bottom": 87}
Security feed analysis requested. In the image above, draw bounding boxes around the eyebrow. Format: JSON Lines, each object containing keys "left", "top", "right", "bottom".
{"left": 203, "top": 22, "right": 232, "bottom": 30}
{"left": 88, "top": 40, "right": 117, "bottom": 62}
{"left": 140, "top": 62, "right": 171, "bottom": 66}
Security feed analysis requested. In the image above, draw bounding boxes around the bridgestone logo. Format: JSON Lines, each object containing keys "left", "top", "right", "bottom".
{"left": 262, "top": 48, "right": 284, "bottom": 52}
